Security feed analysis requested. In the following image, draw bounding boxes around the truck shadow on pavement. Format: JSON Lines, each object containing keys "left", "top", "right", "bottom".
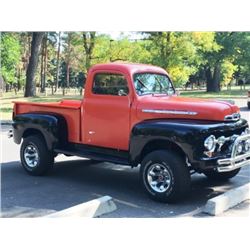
{"left": 2, "top": 158, "right": 247, "bottom": 218}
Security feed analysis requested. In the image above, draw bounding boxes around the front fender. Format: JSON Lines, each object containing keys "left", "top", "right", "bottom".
{"left": 129, "top": 119, "right": 200, "bottom": 165}
{"left": 129, "top": 119, "right": 248, "bottom": 166}
{"left": 13, "top": 113, "right": 68, "bottom": 150}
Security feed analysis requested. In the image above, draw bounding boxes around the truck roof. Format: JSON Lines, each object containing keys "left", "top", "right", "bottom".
{"left": 88, "top": 62, "right": 168, "bottom": 76}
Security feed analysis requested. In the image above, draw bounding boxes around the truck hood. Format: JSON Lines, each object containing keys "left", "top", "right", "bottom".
{"left": 136, "top": 95, "right": 240, "bottom": 122}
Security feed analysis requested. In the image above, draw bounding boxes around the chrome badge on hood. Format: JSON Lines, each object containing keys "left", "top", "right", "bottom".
{"left": 224, "top": 113, "right": 241, "bottom": 121}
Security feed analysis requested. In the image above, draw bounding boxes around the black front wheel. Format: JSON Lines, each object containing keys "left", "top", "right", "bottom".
{"left": 20, "top": 135, "right": 54, "bottom": 176}
{"left": 140, "top": 150, "right": 191, "bottom": 203}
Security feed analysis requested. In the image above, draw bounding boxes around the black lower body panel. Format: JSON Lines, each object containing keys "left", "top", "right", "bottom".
{"left": 54, "top": 143, "right": 130, "bottom": 165}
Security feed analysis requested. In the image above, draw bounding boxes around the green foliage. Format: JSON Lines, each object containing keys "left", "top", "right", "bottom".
{"left": 1, "top": 31, "right": 250, "bottom": 94}
{"left": 92, "top": 35, "right": 152, "bottom": 65}
{"left": 202, "top": 32, "right": 250, "bottom": 91}
{"left": 233, "top": 32, "right": 250, "bottom": 79}
{"left": 0, "top": 33, "right": 21, "bottom": 83}
{"left": 144, "top": 32, "right": 218, "bottom": 86}
{"left": 220, "top": 59, "right": 237, "bottom": 86}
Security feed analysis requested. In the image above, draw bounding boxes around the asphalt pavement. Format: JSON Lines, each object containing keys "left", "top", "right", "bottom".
{"left": 0, "top": 99, "right": 249, "bottom": 218}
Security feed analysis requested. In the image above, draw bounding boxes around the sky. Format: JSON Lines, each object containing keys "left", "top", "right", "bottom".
{"left": 99, "top": 31, "right": 146, "bottom": 40}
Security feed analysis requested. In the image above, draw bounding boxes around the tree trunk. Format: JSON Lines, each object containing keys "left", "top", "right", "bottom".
{"left": 55, "top": 32, "right": 61, "bottom": 93}
{"left": 66, "top": 62, "right": 70, "bottom": 88}
{"left": 63, "top": 33, "right": 72, "bottom": 95}
{"left": 40, "top": 39, "right": 44, "bottom": 92}
{"left": 82, "top": 32, "right": 96, "bottom": 71}
{"left": 85, "top": 56, "right": 91, "bottom": 70}
{"left": 17, "top": 67, "right": 21, "bottom": 91}
{"left": 24, "top": 32, "right": 45, "bottom": 97}
{"left": 41, "top": 34, "right": 47, "bottom": 93}
{"left": 212, "top": 64, "right": 221, "bottom": 92}
{"left": 206, "top": 64, "right": 221, "bottom": 92}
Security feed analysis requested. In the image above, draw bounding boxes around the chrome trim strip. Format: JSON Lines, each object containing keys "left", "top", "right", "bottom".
{"left": 142, "top": 109, "right": 198, "bottom": 116}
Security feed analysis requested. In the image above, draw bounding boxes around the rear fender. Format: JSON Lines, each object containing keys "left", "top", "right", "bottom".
{"left": 13, "top": 113, "right": 68, "bottom": 150}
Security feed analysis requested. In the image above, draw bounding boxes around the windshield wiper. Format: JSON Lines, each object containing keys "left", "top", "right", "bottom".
{"left": 137, "top": 78, "right": 150, "bottom": 91}
{"left": 155, "top": 77, "right": 168, "bottom": 95}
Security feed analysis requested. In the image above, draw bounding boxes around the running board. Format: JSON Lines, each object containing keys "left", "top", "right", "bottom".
{"left": 54, "top": 143, "right": 130, "bottom": 165}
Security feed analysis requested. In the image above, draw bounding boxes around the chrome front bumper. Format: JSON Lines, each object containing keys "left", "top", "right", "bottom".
{"left": 217, "top": 133, "right": 250, "bottom": 172}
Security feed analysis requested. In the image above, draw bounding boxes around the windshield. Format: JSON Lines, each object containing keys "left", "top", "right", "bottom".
{"left": 133, "top": 73, "right": 175, "bottom": 96}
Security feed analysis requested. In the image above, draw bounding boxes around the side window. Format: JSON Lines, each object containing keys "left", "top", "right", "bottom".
{"left": 92, "top": 73, "right": 129, "bottom": 96}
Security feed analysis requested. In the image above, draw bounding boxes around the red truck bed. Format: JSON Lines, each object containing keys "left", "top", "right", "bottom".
{"left": 14, "top": 100, "right": 82, "bottom": 142}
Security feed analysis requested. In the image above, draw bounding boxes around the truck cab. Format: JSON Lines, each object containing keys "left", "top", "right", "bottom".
{"left": 11, "top": 63, "right": 250, "bottom": 202}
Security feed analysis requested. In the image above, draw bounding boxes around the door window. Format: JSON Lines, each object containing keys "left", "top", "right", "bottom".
{"left": 92, "top": 73, "right": 129, "bottom": 96}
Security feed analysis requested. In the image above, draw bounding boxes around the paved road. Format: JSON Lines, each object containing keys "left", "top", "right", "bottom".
{"left": 0, "top": 99, "right": 249, "bottom": 218}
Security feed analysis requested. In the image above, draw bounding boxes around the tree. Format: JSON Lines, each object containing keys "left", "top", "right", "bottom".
{"left": 40, "top": 33, "right": 48, "bottom": 93}
{"left": 204, "top": 32, "right": 244, "bottom": 92}
{"left": 39, "top": 32, "right": 57, "bottom": 94}
{"left": 55, "top": 32, "right": 61, "bottom": 92}
{"left": 143, "top": 32, "right": 218, "bottom": 87}
{"left": 18, "top": 32, "right": 32, "bottom": 91}
{"left": 233, "top": 32, "right": 250, "bottom": 89}
{"left": 25, "top": 32, "right": 45, "bottom": 97}
{"left": 0, "top": 33, "right": 21, "bottom": 89}
{"left": 82, "top": 32, "right": 96, "bottom": 70}
{"left": 2, "top": 31, "right": 249, "bottom": 96}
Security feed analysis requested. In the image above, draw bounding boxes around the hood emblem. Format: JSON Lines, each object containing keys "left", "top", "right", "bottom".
{"left": 224, "top": 113, "right": 241, "bottom": 121}
{"left": 142, "top": 109, "right": 198, "bottom": 116}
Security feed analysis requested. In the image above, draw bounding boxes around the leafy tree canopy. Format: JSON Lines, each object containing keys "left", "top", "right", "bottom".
{"left": 0, "top": 33, "right": 21, "bottom": 83}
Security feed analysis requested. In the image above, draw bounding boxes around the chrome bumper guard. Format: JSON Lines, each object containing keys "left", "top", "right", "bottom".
{"left": 217, "top": 133, "right": 250, "bottom": 172}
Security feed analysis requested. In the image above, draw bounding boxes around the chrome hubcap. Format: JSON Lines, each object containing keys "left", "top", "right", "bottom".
{"left": 24, "top": 144, "right": 39, "bottom": 168}
{"left": 147, "top": 163, "right": 172, "bottom": 193}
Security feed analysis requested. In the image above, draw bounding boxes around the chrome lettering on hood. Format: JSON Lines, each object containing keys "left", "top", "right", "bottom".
{"left": 142, "top": 109, "right": 198, "bottom": 116}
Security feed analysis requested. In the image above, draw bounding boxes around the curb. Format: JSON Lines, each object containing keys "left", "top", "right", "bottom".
{"left": 44, "top": 196, "right": 117, "bottom": 218}
{"left": 203, "top": 183, "right": 250, "bottom": 216}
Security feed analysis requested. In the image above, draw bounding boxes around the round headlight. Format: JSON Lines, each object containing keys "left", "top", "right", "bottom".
{"left": 244, "top": 139, "right": 250, "bottom": 152}
{"left": 236, "top": 143, "right": 243, "bottom": 154}
{"left": 204, "top": 135, "right": 216, "bottom": 152}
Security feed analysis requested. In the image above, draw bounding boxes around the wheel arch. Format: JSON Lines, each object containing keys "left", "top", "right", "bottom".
{"left": 22, "top": 128, "right": 46, "bottom": 143}
{"left": 139, "top": 139, "right": 187, "bottom": 165}
{"left": 129, "top": 120, "right": 193, "bottom": 166}
{"left": 13, "top": 113, "right": 68, "bottom": 150}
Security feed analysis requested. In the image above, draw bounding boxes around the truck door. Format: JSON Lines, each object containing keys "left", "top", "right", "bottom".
{"left": 83, "top": 71, "right": 131, "bottom": 150}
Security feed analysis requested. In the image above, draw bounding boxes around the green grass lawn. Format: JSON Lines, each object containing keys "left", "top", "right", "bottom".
{"left": 0, "top": 86, "right": 248, "bottom": 121}
{"left": 179, "top": 86, "right": 248, "bottom": 99}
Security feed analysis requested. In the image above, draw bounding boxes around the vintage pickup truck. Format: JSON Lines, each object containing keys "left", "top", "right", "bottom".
{"left": 10, "top": 63, "right": 250, "bottom": 202}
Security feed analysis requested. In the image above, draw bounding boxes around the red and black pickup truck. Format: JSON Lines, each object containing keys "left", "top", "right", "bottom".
{"left": 10, "top": 63, "right": 250, "bottom": 202}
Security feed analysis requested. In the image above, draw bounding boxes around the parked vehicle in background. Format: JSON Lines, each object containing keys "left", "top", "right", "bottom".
{"left": 9, "top": 63, "right": 250, "bottom": 203}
